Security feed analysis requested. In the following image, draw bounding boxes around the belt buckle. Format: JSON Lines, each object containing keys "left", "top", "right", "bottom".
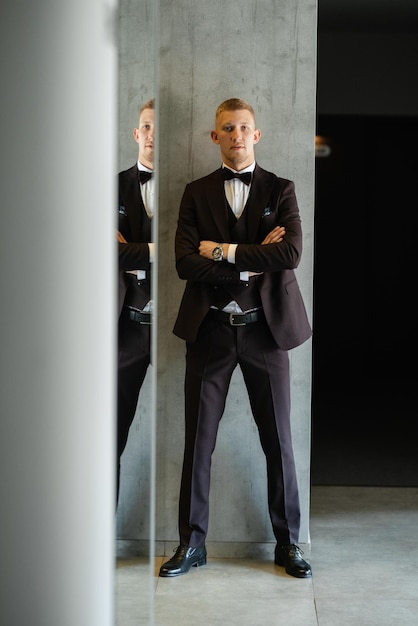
{"left": 229, "top": 312, "right": 246, "bottom": 326}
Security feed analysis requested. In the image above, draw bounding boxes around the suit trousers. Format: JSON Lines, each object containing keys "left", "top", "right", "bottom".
{"left": 179, "top": 311, "right": 301, "bottom": 547}
{"left": 117, "top": 312, "right": 150, "bottom": 503}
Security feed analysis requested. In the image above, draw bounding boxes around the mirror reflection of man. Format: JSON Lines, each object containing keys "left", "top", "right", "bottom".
{"left": 116, "top": 98, "right": 155, "bottom": 507}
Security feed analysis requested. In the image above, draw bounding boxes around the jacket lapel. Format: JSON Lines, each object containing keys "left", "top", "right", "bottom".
{"left": 246, "top": 165, "right": 275, "bottom": 241}
{"left": 205, "top": 168, "right": 231, "bottom": 241}
{"left": 126, "top": 165, "right": 146, "bottom": 240}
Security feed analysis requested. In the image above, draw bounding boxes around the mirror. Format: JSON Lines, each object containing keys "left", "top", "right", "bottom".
{"left": 115, "top": 0, "right": 156, "bottom": 623}
{"left": 114, "top": 2, "right": 315, "bottom": 624}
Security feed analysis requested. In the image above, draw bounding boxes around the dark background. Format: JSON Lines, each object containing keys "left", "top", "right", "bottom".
{"left": 310, "top": 1, "right": 418, "bottom": 486}
{"left": 311, "top": 115, "right": 417, "bottom": 486}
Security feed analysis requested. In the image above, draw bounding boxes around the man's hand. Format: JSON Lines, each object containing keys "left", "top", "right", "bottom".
{"left": 117, "top": 230, "right": 128, "bottom": 243}
{"left": 199, "top": 240, "right": 229, "bottom": 259}
{"left": 261, "top": 226, "right": 285, "bottom": 244}
{"left": 118, "top": 230, "right": 137, "bottom": 274}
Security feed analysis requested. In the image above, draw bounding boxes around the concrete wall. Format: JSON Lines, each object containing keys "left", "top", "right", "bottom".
{"left": 156, "top": 0, "right": 317, "bottom": 556}
{"left": 117, "top": 0, "right": 318, "bottom": 556}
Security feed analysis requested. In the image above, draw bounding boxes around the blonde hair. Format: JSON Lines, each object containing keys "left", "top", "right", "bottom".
{"left": 139, "top": 98, "right": 155, "bottom": 114}
{"left": 215, "top": 98, "right": 255, "bottom": 122}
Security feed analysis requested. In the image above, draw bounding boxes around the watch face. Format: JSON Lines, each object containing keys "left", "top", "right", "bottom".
{"left": 212, "top": 246, "right": 222, "bottom": 260}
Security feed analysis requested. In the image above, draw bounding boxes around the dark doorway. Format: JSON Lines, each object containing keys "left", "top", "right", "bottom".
{"left": 311, "top": 114, "right": 418, "bottom": 486}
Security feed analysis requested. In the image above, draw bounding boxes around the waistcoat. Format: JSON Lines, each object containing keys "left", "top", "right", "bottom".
{"left": 123, "top": 206, "right": 152, "bottom": 310}
{"left": 211, "top": 202, "right": 262, "bottom": 312}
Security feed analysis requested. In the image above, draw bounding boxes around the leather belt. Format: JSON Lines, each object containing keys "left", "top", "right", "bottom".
{"left": 210, "top": 308, "right": 262, "bottom": 326}
{"left": 124, "top": 307, "right": 152, "bottom": 325}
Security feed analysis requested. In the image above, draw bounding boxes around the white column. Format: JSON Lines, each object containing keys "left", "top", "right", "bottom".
{"left": 0, "top": 2, "right": 117, "bottom": 625}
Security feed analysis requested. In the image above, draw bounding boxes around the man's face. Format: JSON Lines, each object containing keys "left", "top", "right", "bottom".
{"left": 133, "top": 107, "right": 155, "bottom": 169}
{"left": 211, "top": 109, "right": 261, "bottom": 170}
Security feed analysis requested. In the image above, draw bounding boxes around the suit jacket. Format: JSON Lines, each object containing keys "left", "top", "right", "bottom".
{"left": 117, "top": 164, "right": 152, "bottom": 318}
{"left": 173, "top": 164, "right": 312, "bottom": 350}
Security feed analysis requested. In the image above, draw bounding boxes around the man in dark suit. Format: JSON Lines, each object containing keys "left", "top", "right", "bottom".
{"left": 159, "top": 98, "right": 312, "bottom": 578}
{"left": 116, "top": 98, "right": 154, "bottom": 506}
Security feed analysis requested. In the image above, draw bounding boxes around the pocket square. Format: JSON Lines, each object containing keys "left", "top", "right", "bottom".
{"left": 262, "top": 206, "right": 271, "bottom": 217}
{"left": 119, "top": 205, "right": 127, "bottom": 216}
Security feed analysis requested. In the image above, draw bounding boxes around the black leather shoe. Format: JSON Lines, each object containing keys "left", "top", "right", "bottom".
{"left": 159, "top": 544, "right": 207, "bottom": 577}
{"left": 274, "top": 543, "right": 312, "bottom": 578}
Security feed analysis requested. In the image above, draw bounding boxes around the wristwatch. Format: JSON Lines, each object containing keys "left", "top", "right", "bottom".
{"left": 212, "top": 245, "right": 223, "bottom": 261}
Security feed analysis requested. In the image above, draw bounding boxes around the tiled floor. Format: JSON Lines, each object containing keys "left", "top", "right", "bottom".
{"left": 116, "top": 486, "right": 418, "bottom": 625}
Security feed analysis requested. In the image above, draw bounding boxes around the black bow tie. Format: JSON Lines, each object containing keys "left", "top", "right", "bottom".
{"left": 138, "top": 170, "right": 153, "bottom": 184}
{"left": 222, "top": 168, "right": 252, "bottom": 186}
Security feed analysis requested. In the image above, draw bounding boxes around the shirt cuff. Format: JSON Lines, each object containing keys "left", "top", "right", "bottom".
{"left": 227, "top": 243, "right": 237, "bottom": 263}
{"left": 227, "top": 243, "right": 248, "bottom": 281}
